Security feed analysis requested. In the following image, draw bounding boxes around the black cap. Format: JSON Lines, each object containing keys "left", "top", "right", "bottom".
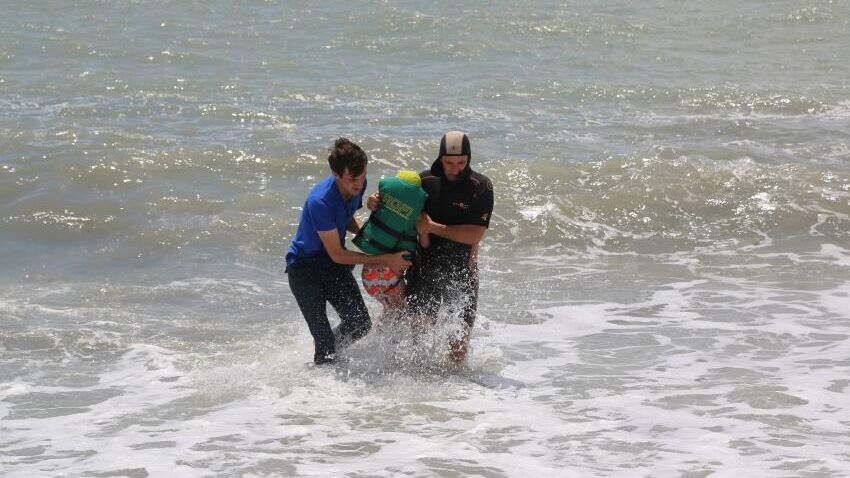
{"left": 439, "top": 131, "right": 471, "bottom": 159}
{"left": 431, "top": 131, "right": 473, "bottom": 180}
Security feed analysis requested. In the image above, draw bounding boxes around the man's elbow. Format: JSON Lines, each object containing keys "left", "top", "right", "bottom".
{"left": 470, "top": 227, "right": 487, "bottom": 245}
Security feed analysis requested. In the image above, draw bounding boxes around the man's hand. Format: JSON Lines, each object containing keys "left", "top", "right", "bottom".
{"left": 416, "top": 211, "right": 434, "bottom": 233}
{"left": 366, "top": 192, "right": 381, "bottom": 211}
{"left": 416, "top": 212, "right": 432, "bottom": 248}
{"left": 384, "top": 250, "right": 412, "bottom": 273}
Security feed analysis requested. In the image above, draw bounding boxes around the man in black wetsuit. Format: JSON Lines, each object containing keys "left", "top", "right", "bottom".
{"left": 405, "top": 131, "right": 494, "bottom": 362}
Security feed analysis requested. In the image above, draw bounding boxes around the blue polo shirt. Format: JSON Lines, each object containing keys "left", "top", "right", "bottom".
{"left": 286, "top": 175, "right": 366, "bottom": 268}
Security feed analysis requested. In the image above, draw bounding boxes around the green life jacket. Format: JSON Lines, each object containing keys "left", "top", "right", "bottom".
{"left": 353, "top": 175, "right": 428, "bottom": 255}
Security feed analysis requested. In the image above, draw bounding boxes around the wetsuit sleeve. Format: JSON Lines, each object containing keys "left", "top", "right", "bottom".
{"left": 306, "top": 196, "right": 335, "bottom": 232}
{"left": 471, "top": 178, "right": 494, "bottom": 228}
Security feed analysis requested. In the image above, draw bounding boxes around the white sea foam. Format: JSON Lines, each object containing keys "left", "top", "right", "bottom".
{"left": 2, "top": 274, "right": 850, "bottom": 476}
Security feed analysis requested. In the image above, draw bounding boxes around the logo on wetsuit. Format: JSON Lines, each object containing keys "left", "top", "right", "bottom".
{"left": 452, "top": 201, "right": 470, "bottom": 211}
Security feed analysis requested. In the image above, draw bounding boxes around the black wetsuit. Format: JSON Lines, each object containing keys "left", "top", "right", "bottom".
{"left": 404, "top": 159, "right": 494, "bottom": 327}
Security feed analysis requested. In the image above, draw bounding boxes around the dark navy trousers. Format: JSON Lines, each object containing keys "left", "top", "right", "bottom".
{"left": 287, "top": 260, "right": 371, "bottom": 364}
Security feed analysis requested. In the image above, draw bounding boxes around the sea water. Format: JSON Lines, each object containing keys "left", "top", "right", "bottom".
{"left": 1, "top": 1, "right": 849, "bottom": 476}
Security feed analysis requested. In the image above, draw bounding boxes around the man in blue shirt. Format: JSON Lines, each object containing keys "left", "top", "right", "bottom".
{"left": 286, "top": 138, "right": 411, "bottom": 365}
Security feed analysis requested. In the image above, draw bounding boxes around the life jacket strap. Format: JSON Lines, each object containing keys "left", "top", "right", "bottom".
{"left": 369, "top": 215, "right": 418, "bottom": 244}
{"left": 354, "top": 230, "right": 395, "bottom": 253}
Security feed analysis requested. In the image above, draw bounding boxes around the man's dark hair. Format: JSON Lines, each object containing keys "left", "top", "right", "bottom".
{"left": 328, "top": 137, "right": 367, "bottom": 177}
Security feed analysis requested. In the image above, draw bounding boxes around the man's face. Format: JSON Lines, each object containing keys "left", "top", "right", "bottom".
{"left": 334, "top": 167, "right": 367, "bottom": 199}
{"left": 441, "top": 155, "right": 468, "bottom": 181}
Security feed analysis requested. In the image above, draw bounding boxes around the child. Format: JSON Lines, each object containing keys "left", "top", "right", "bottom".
{"left": 354, "top": 170, "right": 427, "bottom": 318}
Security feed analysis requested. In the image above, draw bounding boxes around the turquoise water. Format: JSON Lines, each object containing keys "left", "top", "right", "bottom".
{"left": 2, "top": 1, "right": 849, "bottom": 476}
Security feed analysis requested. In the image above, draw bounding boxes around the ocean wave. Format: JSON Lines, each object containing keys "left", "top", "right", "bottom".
{"left": 488, "top": 155, "right": 850, "bottom": 251}
{"left": 576, "top": 86, "right": 832, "bottom": 116}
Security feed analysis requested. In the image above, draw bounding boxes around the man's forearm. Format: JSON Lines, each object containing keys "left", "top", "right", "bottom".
{"left": 318, "top": 229, "right": 408, "bottom": 271}
{"left": 327, "top": 248, "right": 410, "bottom": 272}
{"left": 328, "top": 248, "right": 385, "bottom": 266}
